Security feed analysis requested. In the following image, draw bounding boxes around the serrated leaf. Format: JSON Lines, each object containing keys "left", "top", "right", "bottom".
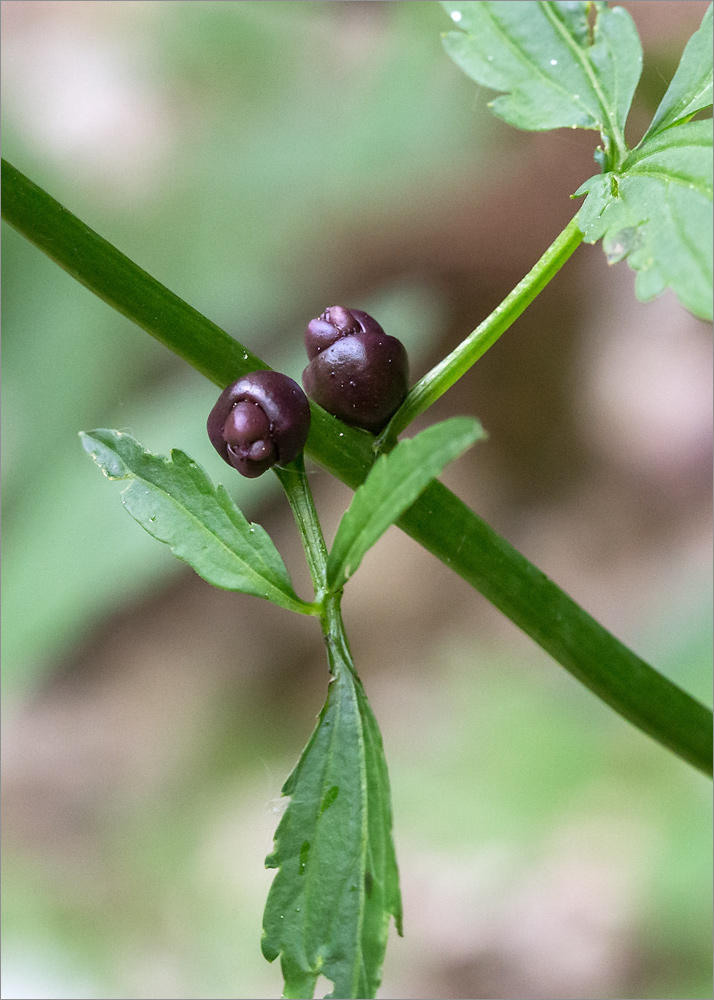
{"left": 327, "top": 417, "right": 485, "bottom": 594}
{"left": 80, "top": 429, "right": 314, "bottom": 614}
{"left": 441, "top": 0, "right": 641, "bottom": 159}
{"left": 262, "top": 649, "right": 401, "bottom": 1000}
{"left": 576, "top": 119, "right": 713, "bottom": 320}
{"left": 642, "top": 4, "right": 713, "bottom": 143}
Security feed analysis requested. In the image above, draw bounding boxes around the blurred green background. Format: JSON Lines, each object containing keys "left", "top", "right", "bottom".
{"left": 2, "top": 2, "right": 712, "bottom": 998}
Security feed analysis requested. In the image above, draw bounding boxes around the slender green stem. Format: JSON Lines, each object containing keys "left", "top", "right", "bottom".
{"left": 321, "top": 590, "right": 357, "bottom": 676}
{"left": 274, "top": 456, "right": 329, "bottom": 602}
{"left": 275, "top": 457, "right": 354, "bottom": 674}
{"left": 375, "top": 213, "right": 584, "bottom": 451}
{"left": 3, "top": 160, "right": 711, "bottom": 775}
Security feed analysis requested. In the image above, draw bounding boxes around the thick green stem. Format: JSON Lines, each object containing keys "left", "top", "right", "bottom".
{"left": 376, "top": 213, "right": 584, "bottom": 450}
{"left": 398, "top": 480, "right": 712, "bottom": 774}
{"left": 3, "top": 159, "right": 711, "bottom": 775}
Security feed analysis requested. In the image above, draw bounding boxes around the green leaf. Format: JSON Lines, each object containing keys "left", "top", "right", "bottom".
{"left": 262, "top": 627, "right": 402, "bottom": 1000}
{"left": 575, "top": 119, "right": 713, "bottom": 320}
{"left": 441, "top": 0, "right": 641, "bottom": 164}
{"left": 642, "top": 3, "right": 713, "bottom": 143}
{"left": 327, "top": 417, "right": 485, "bottom": 593}
{"left": 80, "top": 429, "right": 314, "bottom": 615}
{"left": 574, "top": 8, "right": 714, "bottom": 319}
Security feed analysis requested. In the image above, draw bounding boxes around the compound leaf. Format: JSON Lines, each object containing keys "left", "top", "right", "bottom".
{"left": 642, "top": 3, "right": 713, "bottom": 143}
{"left": 576, "top": 119, "right": 713, "bottom": 320}
{"left": 441, "top": 0, "right": 641, "bottom": 166}
{"left": 80, "top": 429, "right": 313, "bottom": 614}
{"left": 327, "top": 417, "right": 485, "bottom": 594}
{"left": 441, "top": 3, "right": 712, "bottom": 318}
{"left": 262, "top": 647, "right": 401, "bottom": 999}
{"left": 575, "top": 5, "right": 713, "bottom": 319}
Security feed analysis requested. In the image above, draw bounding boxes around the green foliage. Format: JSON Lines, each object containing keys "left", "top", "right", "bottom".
{"left": 4, "top": 156, "right": 711, "bottom": 778}
{"left": 1, "top": 0, "right": 471, "bottom": 692}
{"left": 327, "top": 417, "right": 485, "bottom": 593}
{"left": 79, "top": 417, "right": 487, "bottom": 998}
{"left": 576, "top": 5, "right": 713, "bottom": 321}
{"left": 440, "top": 0, "right": 641, "bottom": 159}
{"left": 4, "top": 5, "right": 714, "bottom": 998}
{"left": 262, "top": 621, "right": 401, "bottom": 1000}
{"left": 441, "top": 0, "right": 714, "bottom": 320}
{"left": 642, "top": 4, "right": 713, "bottom": 142}
{"left": 576, "top": 120, "right": 713, "bottom": 320}
{"left": 80, "top": 430, "right": 314, "bottom": 615}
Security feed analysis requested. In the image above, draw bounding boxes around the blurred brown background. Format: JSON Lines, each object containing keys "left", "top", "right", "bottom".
{"left": 2, "top": 2, "right": 712, "bottom": 998}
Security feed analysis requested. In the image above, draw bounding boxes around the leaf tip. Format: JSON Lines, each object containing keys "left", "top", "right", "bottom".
{"left": 79, "top": 429, "right": 119, "bottom": 478}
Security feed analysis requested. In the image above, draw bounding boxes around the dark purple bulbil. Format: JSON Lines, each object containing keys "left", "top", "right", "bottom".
{"left": 302, "top": 306, "right": 409, "bottom": 433}
{"left": 207, "top": 370, "right": 311, "bottom": 478}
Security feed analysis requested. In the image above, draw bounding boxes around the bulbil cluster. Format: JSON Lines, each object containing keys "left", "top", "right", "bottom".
{"left": 208, "top": 307, "right": 409, "bottom": 477}
{"left": 207, "top": 370, "right": 310, "bottom": 478}
{"left": 302, "top": 306, "right": 409, "bottom": 433}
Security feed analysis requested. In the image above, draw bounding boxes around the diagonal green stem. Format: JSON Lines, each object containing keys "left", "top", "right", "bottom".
{"left": 2, "top": 159, "right": 711, "bottom": 775}
{"left": 375, "top": 212, "right": 584, "bottom": 450}
{"left": 397, "top": 479, "right": 712, "bottom": 773}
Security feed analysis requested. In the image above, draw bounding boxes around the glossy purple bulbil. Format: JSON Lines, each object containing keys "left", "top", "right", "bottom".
{"left": 302, "top": 306, "right": 409, "bottom": 433}
{"left": 207, "top": 370, "right": 311, "bottom": 478}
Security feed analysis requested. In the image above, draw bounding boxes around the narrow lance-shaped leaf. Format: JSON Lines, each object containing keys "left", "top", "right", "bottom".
{"left": 80, "top": 429, "right": 314, "bottom": 615}
{"left": 327, "top": 417, "right": 485, "bottom": 593}
{"left": 575, "top": 119, "right": 713, "bottom": 321}
{"left": 642, "top": 3, "right": 713, "bottom": 142}
{"left": 262, "top": 617, "right": 402, "bottom": 999}
{"left": 440, "top": 0, "right": 641, "bottom": 166}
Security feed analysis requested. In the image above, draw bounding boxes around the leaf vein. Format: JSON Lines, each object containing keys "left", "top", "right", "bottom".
{"left": 538, "top": 0, "right": 611, "bottom": 132}
{"left": 625, "top": 167, "right": 712, "bottom": 199}
{"left": 479, "top": 3, "right": 599, "bottom": 119}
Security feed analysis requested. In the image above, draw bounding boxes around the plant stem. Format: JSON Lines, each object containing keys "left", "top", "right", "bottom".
{"left": 375, "top": 212, "right": 584, "bottom": 450}
{"left": 0, "top": 160, "right": 268, "bottom": 389}
{"left": 321, "top": 589, "right": 357, "bottom": 675}
{"left": 275, "top": 457, "right": 353, "bottom": 672}
{"left": 3, "top": 160, "right": 711, "bottom": 775}
{"left": 275, "top": 456, "right": 329, "bottom": 603}
{"left": 398, "top": 479, "right": 712, "bottom": 775}
{"left": 269, "top": 460, "right": 400, "bottom": 1000}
